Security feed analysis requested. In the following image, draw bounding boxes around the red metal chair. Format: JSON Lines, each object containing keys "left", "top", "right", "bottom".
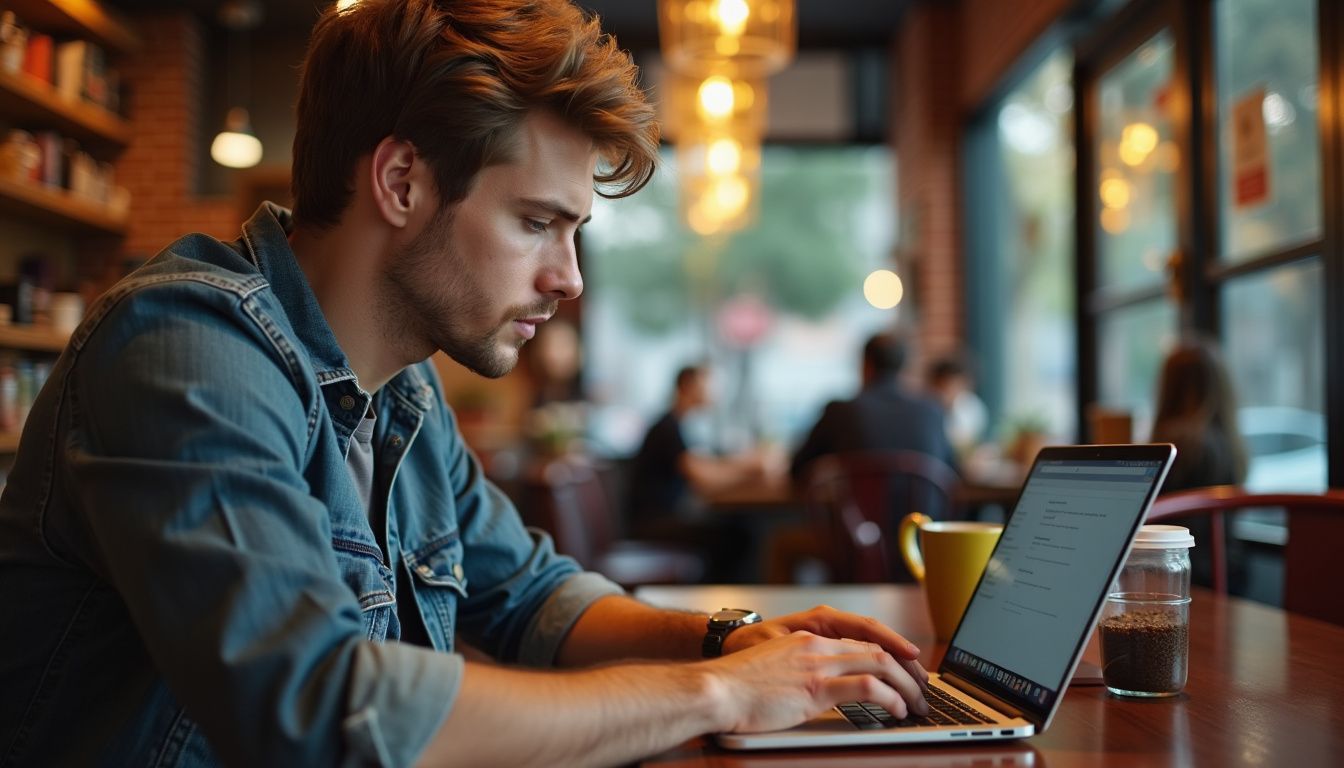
{"left": 801, "top": 451, "right": 960, "bottom": 583}
{"left": 1147, "top": 486, "right": 1344, "bottom": 626}
{"left": 521, "top": 455, "right": 704, "bottom": 587}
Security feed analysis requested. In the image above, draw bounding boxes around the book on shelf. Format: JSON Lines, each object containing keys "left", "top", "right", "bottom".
{"left": 22, "top": 31, "right": 52, "bottom": 83}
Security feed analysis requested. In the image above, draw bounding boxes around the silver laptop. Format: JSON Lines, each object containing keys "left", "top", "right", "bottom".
{"left": 719, "top": 443, "right": 1176, "bottom": 750}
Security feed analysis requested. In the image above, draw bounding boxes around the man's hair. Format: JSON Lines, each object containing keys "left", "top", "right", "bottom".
{"left": 928, "top": 355, "right": 970, "bottom": 385}
{"left": 863, "top": 333, "right": 907, "bottom": 379}
{"left": 291, "top": 0, "right": 659, "bottom": 229}
{"left": 675, "top": 364, "right": 705, "bottom": 392}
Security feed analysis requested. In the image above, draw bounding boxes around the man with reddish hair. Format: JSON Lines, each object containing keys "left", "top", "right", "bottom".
{"left": 0, "top": 2, "right": 927, "bottom": 765}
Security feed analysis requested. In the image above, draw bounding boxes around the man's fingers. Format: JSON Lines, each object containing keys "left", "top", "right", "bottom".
{"left": 820, "top": 646, "right": 929, "bottom": 717}
{"left": 797, "top": 607, "right": 922, "bottom": 660}
{"left": 818, "top": 674, "right": 914, "bottom": 719}
{"left": 899, "top": 657, "right": 930, "bottom": 690}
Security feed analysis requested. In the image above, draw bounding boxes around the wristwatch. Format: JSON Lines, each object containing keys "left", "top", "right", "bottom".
{"left": 702, "top": 608, "right": 762, "bottom": 658}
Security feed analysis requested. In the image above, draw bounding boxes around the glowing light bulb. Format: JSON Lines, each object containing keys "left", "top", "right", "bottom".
{"left": 697, "top": 76, "right": 736, "bottom": 120}
{"left": 863, "top": 269, "right": 904, "bottom": 310}
{"left": 1100, "top": 178, "right": 1130, "bottom": 209}
{"left": 714, "top": 0, "right": 749, "bottom": 37}
{"left": 706, "top": 139, "right": 742, "bottom": 175}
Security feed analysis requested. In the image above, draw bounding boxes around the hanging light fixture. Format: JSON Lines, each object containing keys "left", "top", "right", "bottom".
{"left": 669, "top": 70, "right": 767, "bottom": 235}
{"left": 211, "top": 107, "right": 263, "bottom": 169}
{"left": 662, "top": 70, "right": 767, "bottom": 142}
{"left": 678, "top": 128, "right": 762, "bottom": 235}
{"left": 211, "top": 0, "right": 263, "bottom": 169}
{"left": 658, "top": 0, "right": 796, "bottom": 77}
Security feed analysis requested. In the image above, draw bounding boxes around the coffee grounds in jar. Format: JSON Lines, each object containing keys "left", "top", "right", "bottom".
{"left": 1100, "top": 609, "right": 1188, "bottom": 694}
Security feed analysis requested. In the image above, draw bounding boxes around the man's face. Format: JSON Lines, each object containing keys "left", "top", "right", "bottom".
{"left": 384, "top": 111, "right": 596, "bottom": 378}
{"left": 682, "top": 370, "right": 711, "bottom": 410}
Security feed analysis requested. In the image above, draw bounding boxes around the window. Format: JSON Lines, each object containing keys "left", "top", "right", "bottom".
{"left": 1216, "top": 0, "right": 1321, "bottom": 262}
{"left": 992, "top": 51, "right": 1078, "bottom": 441}
{"left": 1214, "top": 0, "right": 1325, "bottom": 491}
{"left": 581, "top": 146, "right": 896, "bottom": 457}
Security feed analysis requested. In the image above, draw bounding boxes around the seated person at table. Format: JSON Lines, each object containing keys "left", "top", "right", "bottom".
{"left": 769, "top": 334, "right": 957, "bottom": 583}
{"left": 0, "top": 3, "right": 928, "bottom": 765}
{"left": 1149, "top": 338, "right": 1250, "bottom": 588}
{"left": 925, "top": 353, "right": 989, "bottom": 458}
{"left": 627, "top": 364, "right": 773, "bottom": 580}
{"left": 791, "top": 332, "right": 958, "bottom": 481}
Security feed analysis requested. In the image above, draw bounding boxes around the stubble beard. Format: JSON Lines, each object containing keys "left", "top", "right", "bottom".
{"left": 384, "top": 207, "right": 519, "bottom": 379}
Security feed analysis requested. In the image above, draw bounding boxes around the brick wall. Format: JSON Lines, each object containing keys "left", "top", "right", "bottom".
{"left": 115, "top": 12, "right": 236, "bottom": 263}
{"left": 894, "top": 2, "right": 964, "bottom": 363}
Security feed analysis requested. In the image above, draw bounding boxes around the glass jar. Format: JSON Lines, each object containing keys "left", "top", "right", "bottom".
{"left": 1099, "top": 524, "right": 1194, "bottom": 697}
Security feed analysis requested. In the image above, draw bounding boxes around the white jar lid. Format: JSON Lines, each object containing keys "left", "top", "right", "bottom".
{"left": 1132, "top": 524, "right": 1196, "bottom": 549}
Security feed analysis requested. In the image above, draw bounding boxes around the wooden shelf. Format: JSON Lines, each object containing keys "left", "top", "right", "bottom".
{"left": 5, "top": 0, "right": 141, "bottom": 56}
{"left": 0, "top": 69, "right": 131, "bottom": 153}
{"left": 0, "top": 175, "right": 126, "bottom": 235}
{"left": 0, "top": 431, "right": 19, "bottom": 453}
{"left": 0, "top": 323, "right": 69, "bottom": 352}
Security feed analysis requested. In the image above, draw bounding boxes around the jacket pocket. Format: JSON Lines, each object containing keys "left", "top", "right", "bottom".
{"left": 331, "top": 537, "right": 395, "bottom": 641}
{"left": 403, "top": 531, "right": 468, "bottom": 650}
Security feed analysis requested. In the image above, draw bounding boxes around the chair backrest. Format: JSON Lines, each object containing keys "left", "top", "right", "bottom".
{"left": 521, "top": 456, "right": 614, "bottom": 569}
{"left": 801, "top": 450, "right": 960, "bottom": 583}
{"left": 1147, "top": 486, "right": 1344, "bottom": 626}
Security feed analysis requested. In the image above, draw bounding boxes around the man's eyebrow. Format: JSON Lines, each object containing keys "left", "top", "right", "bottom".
{"left": 519, "top": 198, "right": 592, "bottom": 225}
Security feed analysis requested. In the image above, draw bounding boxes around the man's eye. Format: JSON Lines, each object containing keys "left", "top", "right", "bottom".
{"left": 525, "top": 218, "right": 549, "bottom": 233}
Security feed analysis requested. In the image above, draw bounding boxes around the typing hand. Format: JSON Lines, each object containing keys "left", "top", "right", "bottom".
{"left": 703, "top": 630, "right": 929, "bottom": 734}
{"left": 722, "top": 604, "right": 931, "bottom": 693}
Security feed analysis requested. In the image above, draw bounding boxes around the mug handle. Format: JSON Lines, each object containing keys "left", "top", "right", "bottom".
{"left": 898, "top": 512, "right": 930, "bottom": 583}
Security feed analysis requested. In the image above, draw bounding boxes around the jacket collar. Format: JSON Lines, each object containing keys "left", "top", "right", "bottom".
{"left": 238, "top": 203, "right": 356, "bottom": 386}
{"left": 237, "top": 203, "right": 436, "bottom": 415}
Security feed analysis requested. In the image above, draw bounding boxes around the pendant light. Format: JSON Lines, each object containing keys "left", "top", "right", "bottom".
{"left": 658, "top": 0, "right": 796, "bottom": 78}
{"left": 211, "top": 1, "right": 263, "bottom": 169}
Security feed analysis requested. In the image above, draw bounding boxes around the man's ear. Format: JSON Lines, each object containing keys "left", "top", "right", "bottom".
{"left": 369, "top": 137, "right": 425, "bottom": 228}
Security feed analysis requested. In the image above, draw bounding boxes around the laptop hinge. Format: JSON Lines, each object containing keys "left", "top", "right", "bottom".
{"left": 939, "top": 673, "right": 1035, "bottom": 724}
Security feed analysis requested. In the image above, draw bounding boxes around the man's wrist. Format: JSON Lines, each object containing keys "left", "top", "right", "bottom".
{"left": 685, "top": 661, "right": 738, "bottom": 733}
{"left": 702, "top": 609, "right": 762, "bottom": 658}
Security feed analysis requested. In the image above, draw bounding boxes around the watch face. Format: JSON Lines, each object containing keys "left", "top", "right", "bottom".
{"left": 710, "top": 608, "right": 756, "bottom": 624}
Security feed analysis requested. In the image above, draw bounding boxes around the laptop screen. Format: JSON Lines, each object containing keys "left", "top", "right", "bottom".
{"left": 941, "top": 444, "right": 1174, "bottom": 720}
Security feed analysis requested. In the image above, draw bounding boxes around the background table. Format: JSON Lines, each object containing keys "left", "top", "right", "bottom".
{"left": 634, "top": 584, "right": 1344, "bottom": 767}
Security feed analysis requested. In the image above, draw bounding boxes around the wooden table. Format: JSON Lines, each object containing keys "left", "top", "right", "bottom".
{"left": 634, "top": 584, "right": 1344, "bottom": 767}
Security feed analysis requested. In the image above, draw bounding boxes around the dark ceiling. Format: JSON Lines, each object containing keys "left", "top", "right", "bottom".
{"left": 110, "top": 1, "right": 916, "bottom": 49}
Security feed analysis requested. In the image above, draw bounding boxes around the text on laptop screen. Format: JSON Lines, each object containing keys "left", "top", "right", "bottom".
{"left": 951, "top": 458, "right": 1167, "bottom": 699}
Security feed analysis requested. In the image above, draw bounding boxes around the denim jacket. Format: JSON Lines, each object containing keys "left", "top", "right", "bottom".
{"left": 0, "top": 204, "right": 623, "bottom": 767}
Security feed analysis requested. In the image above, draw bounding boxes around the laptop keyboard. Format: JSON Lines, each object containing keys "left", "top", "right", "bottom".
{"left": 838, "top": 685, "right": 996, "bottom": 729}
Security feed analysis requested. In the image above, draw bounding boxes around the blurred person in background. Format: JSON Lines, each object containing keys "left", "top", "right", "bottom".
{"left": 925, "top": 354, "right": 988, "bottom": 459}
{"left": 791, "top": 332, "right": 957, "bottom": 481}
{"left": 627, "top": 364, "right": 778, "bottom": 580}
{"left": 1150, "top": 338, "right": 1250, "bottom": 589}
{"left": 769, "top": 334, "right": 957, "bottom": 584}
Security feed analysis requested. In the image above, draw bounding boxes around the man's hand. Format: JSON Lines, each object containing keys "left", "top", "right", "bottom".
{"left": 702, "top": 629, "right": 930, "bottom": 734}
{"left": 720, "top": 604, "right": 930, "bottom": 693}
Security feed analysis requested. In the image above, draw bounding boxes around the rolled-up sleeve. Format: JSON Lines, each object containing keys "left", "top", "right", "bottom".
{"left": 342, "top": 643, "right": 463, "bottom": 768}
{"left": 517, "top": 571, "right": 625, "bottom": 666}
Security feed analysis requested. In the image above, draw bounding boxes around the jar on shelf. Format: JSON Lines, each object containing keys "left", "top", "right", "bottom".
{"left": 1099, "top": 524, "right": 1194, "bottom": 697}
{"left": 0, "top": 130, "right": 41, "bottom": 183}
{"left": 0, "top": 11, "right": 26, "bottom": 74}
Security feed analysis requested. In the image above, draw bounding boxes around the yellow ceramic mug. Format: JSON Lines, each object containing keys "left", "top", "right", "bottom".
{"left": 898, "top": 513, "right": 1003, "bottom": 640}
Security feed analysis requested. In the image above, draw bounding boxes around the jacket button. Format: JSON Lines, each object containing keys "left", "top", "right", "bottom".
{"left": 452, "top": 563, "right": 465, "bottom": 580}
{"left": 389, "top": 434, "right": 404, "bottom": 448}
{"left": 339, "top": 395, "right": 357, "bottom": 410}
{"left": 417, "top": 564, "right": 433, "bottom": 577}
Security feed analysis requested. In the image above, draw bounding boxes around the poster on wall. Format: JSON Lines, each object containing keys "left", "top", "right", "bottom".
{"left": 1231, "top": 86, "right": 1270, "bottom": 209}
